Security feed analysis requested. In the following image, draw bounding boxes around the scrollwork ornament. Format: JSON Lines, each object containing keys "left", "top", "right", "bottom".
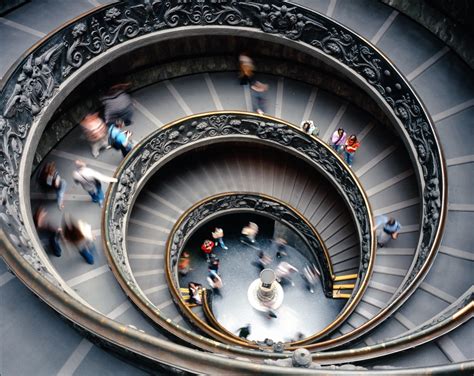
{"left": 163, "top": 0, "right": 252, "bottom": 27}
{"left": 4, "top": 43, "right": 64, "bottom": 119}
{"left": 243, "top": 2, "right": 327, "bottom": 39}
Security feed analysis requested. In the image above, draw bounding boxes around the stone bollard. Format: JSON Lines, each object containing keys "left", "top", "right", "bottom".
{"left": 292, "top": 348, "right": 312, "bottom": 368}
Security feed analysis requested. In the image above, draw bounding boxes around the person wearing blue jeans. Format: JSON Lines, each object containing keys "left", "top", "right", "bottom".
{"left": 73, "top": 160, "right": 118, "bottom": 207}
{"left": 212, "top": 227, "right": 228, "bottom": 250}
{"left": 34, "top": 207, "right": 63, "bottom": 257}
{"left": 62, "top": 214, "right": 96, "bottom": 264}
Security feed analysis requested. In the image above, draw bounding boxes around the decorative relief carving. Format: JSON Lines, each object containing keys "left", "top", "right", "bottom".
{"left": 243, "top": 3, "right": 326, "bottom": 39}
{"left": 4, "top": 43, "right": 64, "bottom": 118}
{"left": 168, "top": 194, "right": 333, "bottom": 295}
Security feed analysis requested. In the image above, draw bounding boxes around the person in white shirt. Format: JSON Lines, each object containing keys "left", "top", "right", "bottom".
{"left": 72, "top": 160, "right": 118, "bottom": 207}
{"left": 301, "top": 120, "right": 319, "bottom": 136}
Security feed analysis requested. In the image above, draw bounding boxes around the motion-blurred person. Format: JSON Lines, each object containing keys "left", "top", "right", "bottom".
{"left": 178, "top": 251, "right": 191, "bottom": 276}
{"left": 212, "top": 227, "right": 228, "bottom": 250}
{"left": 73, "top": 160, "right": 117, "bottom": 207}
{"left": 237, "top": 324, "right": 251, "bottom": 339}
{"left": 62, "top": 213, "right": 96, "bottom": 264}
{"left": 242, "top": 222, "right": 259, "bottom": 244}
{"left": 207, "top": 271, "right": 223, "bottom": 297}
{"left": 375, "top": 216, "right": 401, "bottom": 248}
{"left": 253, "top": 251, "right": 271, "bottom": 271}
{"left": 208, "top": 255, "right": 220, "bottom": 275}
{"left": 108, "top": 119, "right": 134, "bottom": 157}
{"left": 275, "top": 237, "right": 288, "bottom": 259}
{"left": 39, "top": 161, "right": 67, "bottom": 210}
{"left": 250, "top": 81, "right": 268, "bottom": 115}
{"left": 79, "top": 112, "right": 109, "bottom": 158}
{"left": 34, "top": 206, "right": 62, "bottom": 257}
{"left": 302, "top": 263, "right": 320, "bottom": 294}
{"left": 102, "top": 83, "right": 134, "bottom": 126}
{"left": 239, "top": 52, "right": 255, "bottom": 85}
{"left": 275, "top": 261, "right": 299, "bottom": 287}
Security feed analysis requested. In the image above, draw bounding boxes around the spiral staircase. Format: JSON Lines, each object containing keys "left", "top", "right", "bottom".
{"left": 1, "top": 1, "right": 473, "bottom": 375}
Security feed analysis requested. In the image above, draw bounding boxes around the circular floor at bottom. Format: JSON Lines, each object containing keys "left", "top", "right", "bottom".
{"left": 180, "top": 238, "right": 346, "bottom": 343}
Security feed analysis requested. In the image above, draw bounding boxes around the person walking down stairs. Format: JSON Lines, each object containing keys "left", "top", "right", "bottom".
{"left": 72, "top": 160, "right": 118, "bottom": 208}
{"left": 375, "top": 216, "right": 402, "bottom": 248}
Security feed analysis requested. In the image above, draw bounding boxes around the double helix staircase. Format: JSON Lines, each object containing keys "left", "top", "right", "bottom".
{"left": 1, "top": 0, "right": 473, "bottom": 374}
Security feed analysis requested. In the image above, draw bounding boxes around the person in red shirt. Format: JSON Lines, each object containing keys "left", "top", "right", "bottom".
{"left": 201, "top": 239, "right": 214, "bottom": 261}
{"left": 343, "top": 135, "right": 360, "bottom": 167}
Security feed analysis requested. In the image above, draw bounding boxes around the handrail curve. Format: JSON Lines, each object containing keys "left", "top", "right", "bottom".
{"left": 0, "top": 0, "right": 448, "bottom": 369}
{"left": 104, "top": 111, "right": 375, "bottom": 350}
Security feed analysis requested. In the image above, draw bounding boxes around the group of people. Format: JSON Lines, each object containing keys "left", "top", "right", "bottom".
{"left": 183, "top": 227, "right": 229, "bottom": 305}
{"left": 81, "top": 84, "right": 135, "bottom": 158}
{"left": 34, "top": 84, "right": 136, "bottom": 265}
{"left": 34, "top": 207, "right": 97, "bottom": 264}
{"left": 240, "top": 53, "right": 361, "bottom": 168}
{"left": 330, "top": 128, "right": 361, "bottom": 167}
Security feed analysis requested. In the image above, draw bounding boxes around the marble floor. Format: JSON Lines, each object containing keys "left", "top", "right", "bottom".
{"left": 179, "top": 233, "right": 346, "bottom": 343}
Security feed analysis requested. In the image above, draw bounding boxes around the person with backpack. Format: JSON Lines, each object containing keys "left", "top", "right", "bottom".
{"left": 80, "top": 112, "right": 109, "bottom": 158}
{"left": 39, "top": 161, "right": 67, "bottom": 210}
{"left": 62, "top": 213, "right": 96, "bottom": 264}
{"left": 108, "top": 119, "right": 134, "bottom": 157}
{"left": 72, "top": 160, "right": 117, "bottom": 207}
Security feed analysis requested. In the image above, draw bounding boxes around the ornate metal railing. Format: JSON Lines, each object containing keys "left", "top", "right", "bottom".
{"left": 104, "top": 111, "right": 375, "bottom": 349}
{"left": 168, "top": 193, "right": 334, "bottom": 295}
{"left": 0, "top": 0, "right": 448, "bottom": 369}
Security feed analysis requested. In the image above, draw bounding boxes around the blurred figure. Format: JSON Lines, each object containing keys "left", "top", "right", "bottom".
{"left": 39, "top": 161, "right": 67, "bottom": 210}
{"left": 275, "top": 261, "right": 299, "bottom": 287}
{"left": 178, "top": 251, "right": 191, "bottom": 276}
{"left": 201, "top": 239, "right": 214, "bottom": 261}
{"left": 301, "top": 120, "right": 319, "bottom": 136}
{"left": 330, "top": 128, "right": 347, "bottom": 153}
{"left": 73, "top": 160, "right": 118, "bottom": 207}
{"left": 275, "top": 237, "right": 288, "bottom": 259}
{"left": 302, "top": 263, "right": 320, "bottom": 294}
{"left": 208, "top": 255, "right": 220, "bottom": 275}
{"left": 80, "top": 112, "right": 109, "bottom": 158}
{"left": 375, "top": 216, "right": 402, "bottom": 248}
{"left": 237, "top": 324, "right": 251, "bottom": 339}
{"left": 239, "top": 52, "right": 255, "bottom": 85}
{"left": 212, "top": 227, "right": 228, "bottom": 250}
{"left": 108, "top": 119, "right": 134, "bottom": 157}
{"left": 62, "top": 214, "right": 96, "bottom": 264}
{"left": 102, "top": 83, "right": 134, "bottom": 126}
{"left": 250, "top": 81, "right": 268, "bottom": 115}
{"left": 343, "top": 134, "right": 360, "bottom": 168}
{"left": 34, "top": 207, "right": 62, "bottom": 257}
{"left": 253, "top": 251, "right": 272, "bottom": 271}
{"left": 242, "top": 222, "right": 259, "bottom": 244}
{"left": 188, "top": 282, "right": 203, "bottom": 305}
{"left": 207, "top": 271, "right": 223, "bottom": 297}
